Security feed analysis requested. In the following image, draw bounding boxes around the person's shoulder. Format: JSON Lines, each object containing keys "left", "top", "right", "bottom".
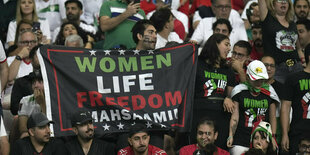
{"left": 148, "top": 145, "right": 167, "bottom": 155}
{"left": 118, "top": 146, "right": 132, "bottom": 155}
{"left": 217, "top": 146, "right": 230, "bottom": 155}
{"left": 179, "top": 144, "right": 197, "bottom": 154}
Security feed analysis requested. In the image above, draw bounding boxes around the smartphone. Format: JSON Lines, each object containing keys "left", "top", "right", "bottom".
{"left": 32, "top": 22, "right": 41, "bottom": 32}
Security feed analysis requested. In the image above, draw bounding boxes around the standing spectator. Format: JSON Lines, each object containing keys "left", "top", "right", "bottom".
{"left": 294, "top": 0, "right": 309, "bottom": 21}
{"left": 149, "top": 8, "right": 183, "bottom": 49}
{"left": 281, "top": 44, "right": 310, "bottom": 155}
{"left": 296, "top": 19, "right": 310, "bottom": 66}
{"left": 250, "top": 23, "right": 264, "bottom": 60}
{"left": 258, "top": 0, "right": 303, "bottom": 84}
{"left": 35, "top": 0, "right": 66, "bottom": 35}
{"left": 193, "top": 33, "right": 236, "bottom": 150}
{"left": 6, "top": 0, "right": 51, "bottom": 47}
{"left": 118, "top": 123, "right": 167, "bottom": 155}
{"left": 80, "top": 0, "right": 104, "bottom": 26}
{"left": 10, "top": 112, "right": 67, "bottom": 155}
{"left": 66, "top": 110, "right": 116, "bottom": 154}
{"left": 179, "top": 117, "right": 229, "bottom": 155}
{"left": 99, "top": 0, "right": 146, "bottom": 50}
{"left": 0, "top": 0, "right": 17, "bottom": 44}
{"left": 227, "top": 60, "right": 279, "bottom": 155}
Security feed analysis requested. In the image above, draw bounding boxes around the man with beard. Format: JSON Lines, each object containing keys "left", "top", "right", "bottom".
{"left": 296, "top": 19, "right": 310, "bottom": 66}
{"left": 52, "top": 0, "right": 96, "bottom": 42}
{"left": 65, "top": 110, "right": 116, "bottom": 155}
{"left": 132, "top": 20, "right": 157, "bottom": 50}
{"left": 294, "top": 0, "right": 309, "bottom": 21}
{"left": 250, "top": 23, "right": 264, "bottom": 60}
{"left": 10, "top": 112, "right": 67, "bottom": 155}
{"left": 118, "top": 124, "right": 167, "bottom": 155}
{"left": 99, "top": 0, "right": 146, "bottom": 49}
{"left": 179, "top": 117, "right": 229, "bottom": 155}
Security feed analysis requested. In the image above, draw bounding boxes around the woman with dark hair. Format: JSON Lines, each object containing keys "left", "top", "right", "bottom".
{"left": 192, "top": 33, "right": 236, "bottom": 150}
{"left": 54, "top": 21, "right": 94, "bottom": 49}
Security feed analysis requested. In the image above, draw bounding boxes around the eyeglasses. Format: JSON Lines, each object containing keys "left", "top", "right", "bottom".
{"left": 231, "top": 51, "right": 246, "bottom": 59}
{"left": 300, "top": 144, "right": 310, "bottom": 150}
{"left": 264, "top": 63, "right": 276, "bottom": 69}
{"left": 215, "top": 5, "right": 231, "bottom": 10}
{"left": 19, "top": 40, "right": 37, "bottom": 45}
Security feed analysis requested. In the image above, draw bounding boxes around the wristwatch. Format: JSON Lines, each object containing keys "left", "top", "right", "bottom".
{"left": 15, "top": 55, "right": 23, "bottom": 61}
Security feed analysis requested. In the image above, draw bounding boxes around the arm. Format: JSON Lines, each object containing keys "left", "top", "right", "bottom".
{"left": 100, "top": 2, "right": 141, "bottom": 32}
{"left": 0, "top": 136, "right": 9, "bottom": 155}
{"left": 280, "top": 100, "right": 291, "bottom": 151}
{"left": 8, "top": 47, "right": 30, "bottom": 82}
{"left": 231, "top": 58, "right": 246, "bottom": 83}
{"left": 227, "top": 101, "right": 239, "bottom": 148}
{"left": 269, "top": 103, "right": 277, "bottom": 134}
{"left": 223, "top": 86, "right": 235, "bottom": 113}
{"left": 18, "top": 115, "right": 29, "bottom": 138}
{"left": 0, "top": 62, "right": 8, "bottom": 92}
{"left": 258, "top": 0, "right": 268, "bottom": 21}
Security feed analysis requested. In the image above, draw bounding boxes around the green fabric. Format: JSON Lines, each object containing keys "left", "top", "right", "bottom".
{"left": 39, "top": 4, "right": 60, "bottom": 13}
{"left": 243, "top": 81, "right": 269, "bottom": 93}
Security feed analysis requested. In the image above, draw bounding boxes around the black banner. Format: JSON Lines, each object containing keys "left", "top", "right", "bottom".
{"left": 38, "top": 44, "right": 197, "bottom": 137}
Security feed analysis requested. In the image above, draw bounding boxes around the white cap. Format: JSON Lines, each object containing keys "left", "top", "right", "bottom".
{"left": 246, "top": 60, "right": 269, "bottom": 80}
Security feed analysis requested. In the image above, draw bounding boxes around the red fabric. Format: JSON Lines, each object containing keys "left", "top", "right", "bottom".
{"left": 140, "top": 0, "right": 156, "bottom": 15}
{"left": 250, "top": 47, "right": 264, "bottom": 60}
{"left": 174, "top": 19, "right": 186, "bottom": 40}
{"left": 179, "top": 144, "right": 230, "bottom": 155}
{"left": 118, "top": 145, "right": 167, "bottom": 155}
{"left": 0, "top": 58, "right": 6, "bottom": 63}
{"left": 189, "top": 0, "right": 211, "bottom": 15}
{"left": 231, "top": 0, "right": 244, "bottom": 11}
{"left": 178, "top": 0, "right": 190, "bottom": 16}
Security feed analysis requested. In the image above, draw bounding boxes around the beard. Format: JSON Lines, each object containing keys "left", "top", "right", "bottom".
{"left": 67, "top": 13, "right": 80, "bottom": 21}
{"left": 254, "top": 39, "right": 263, "bottom": 48}
{"left": 79, "top": 129, "right": 94, "bottom": 142}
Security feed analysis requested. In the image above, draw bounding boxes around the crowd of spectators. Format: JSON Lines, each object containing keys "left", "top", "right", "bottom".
{"left": 0, "top": 0, "right": 310, "bottom": 154}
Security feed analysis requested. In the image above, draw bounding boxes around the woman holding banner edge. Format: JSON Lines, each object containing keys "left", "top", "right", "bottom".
{"left": 192, "top": 33, "right": 237, "bottom": 151}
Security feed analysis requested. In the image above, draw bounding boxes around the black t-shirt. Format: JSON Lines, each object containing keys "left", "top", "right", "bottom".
{"left": 262, "top": 12, "right": 299, "bottom": 64}
{"left": 65, "top": 137, "right": 116, "bottom": 155}
{"left": 283, "top": 71, "right": 310, "bottom": 133}
{"left": 232, "top": 88, "right": 275, "bottom": 147}
{"left": 271, "top": 80, "right": 285, "bottom": 100}
{"left": 194, "top": 58, "right": 236, "bottom": 110}
{"left": 10, "top": 137, "right": 67, "bottom": 155}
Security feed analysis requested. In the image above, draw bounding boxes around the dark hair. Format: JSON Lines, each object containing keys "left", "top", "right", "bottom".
{"left": 296, "top": 19, "right": 310, "bottom": 31}
{"left": 65, "top": 0, "right": 83, "bottom": 10}
{"left": 244, "top": 148, "right": 265, "bottom": 155}
{"left": 294, "top": 0, "right": 310, "bottom": 7}
{"left": 251, "top": 131, "right": 277, "bottom": 155}
{"left": 251, "top": 22, "right": 262, "bottom": 29}
{"left": 54, "top": 21, "right": 88, "bottom": 46}
{"left": 234, "top": 40, "right": 252, "bottom": 55}
{"left": 150, "top": 8, "right": 173, "bottom": 32}
{"left": 246, "top": 2, "right": 258, "bottom": 24}
{"left": 199, "top": 33, "right": 229, "bottom": 67}
{"left": 131, "top": 19, "right": 154, "bottom": 44}
{"left": 29, "top": 70, "right": 43, "bottom": 83}
{"left": 299, "top": 135, "right": 310, "bottom": 144}
{"left": 197, "top": 117, "right": 218, "bottom": 133}
{"left": 212, "top": 18, "right": 232, "bottom": 34}
{"left": 211, "top": 0, "right": 230, "bottom": 5}
{"left": 305, "top": 43, "right": 310, "bottom": 64}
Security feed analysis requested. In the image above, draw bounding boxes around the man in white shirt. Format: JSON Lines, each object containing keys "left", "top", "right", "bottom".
{"left": 190, "top": 0, "right": 247, "bottom": 49}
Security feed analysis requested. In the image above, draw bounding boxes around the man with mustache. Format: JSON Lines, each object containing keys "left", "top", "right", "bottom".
{"left": 294, "top": 0, "right": 309, "bottom": 21}
{"left": 65, "top": 110, "right": 116, "bottom": 155}
{"left": 250, "top": 23, "right": 264, "bottom": 60}
{"left": 118, "top": 123, "right": 167, "bottom": 155}
{"left": 10, "top": 112, "right": 67, "bottom": 155}
{"left": 179, "top": 117, "right": 229, "bottom": 155}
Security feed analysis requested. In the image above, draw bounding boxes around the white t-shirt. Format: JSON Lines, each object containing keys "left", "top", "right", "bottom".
{"left": 35, "top": 0, "right": 66, "bottom": 32}
{"left": 147, "top": 9, "right": 189, "bottom": 33}
{"left": 191, "top": 9, "right": 248, "bottom": 48}
{"left": 18, "top": 94, "right": 42, "bottom": 117}
{"left": 0, "top": 41, "right": 7, "bottom": 94}
{"left": 0, "top": 116, "right": 7, "bottom": 137}
{"left": 6, "top": 19, "right": 51, "bottom": 44}
{"left": 241, "top": 0, "right": 258, "bottom": 20}
{"left": 155, "top": 32, "right": 183, "bottom": 49}
{"left": 7, "top": 56, "right": 33, "bottom": 79}
{"left": 80, "top": 0, "right": 105, "bottom": 25}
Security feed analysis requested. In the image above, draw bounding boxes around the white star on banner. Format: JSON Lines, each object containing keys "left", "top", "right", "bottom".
{"left": 160, "top": 124, "right": 166, "bottom": 128}
{"left": 119, "top": 50, "right": 125, "bottom": 55}
{"left": 131, "top": 122, "right": 136, "bottom": 126}
{"left": 146, "top": 122, "right": 152, "bottom": 128}
{"left": 117, "top": 123, "right": 124, "bottom": 130}
{"left": 89, "top": 50, "right": 96, "bottom": 56}
{"left": 104, "top": 50, "right": 111, "bottom": 55}
{"left": 133, "top": 50, "right": 140, "bottom": 55}
{"left": 148, "top": 50, "right": 154, "bottom": 54}
{"left": 102, "top": 124, "right": 110, "bottom": 131}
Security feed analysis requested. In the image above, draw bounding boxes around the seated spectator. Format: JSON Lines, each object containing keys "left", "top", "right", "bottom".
{"left": 52, "top": 0, "right": 96, "bottom": 43}
{"left": 250, "top": 121, "right": 277, "bottom": 155}
{"left": 228, "top": 60, "right": 279, "bottom": 155}
{"left": 54, "top": 21, "right": 94, "bottom": 49}
{"left": 65, "top": 34, "right": 85, "bottom": 48}
{"left": 298, "top": 136, "right": 310, "bottom": 155}
{"left": 18, "top": 70, "right": 45, "bottom": 138}
{"left": 0, "top": 116, "right": 10, "bottom": 155}
{"left": 179, "top": 117, "right": 229, "bottom": 155}
{"left": 212, "top": 18, "right": 232, "bottom": 37}
{"left": 118, "top": 123, "right": 167, "bottom": 155}
{"left": 250, "top": 23, "right": 264, "bottom": 60}
{"left": 244, "top": 148, "right": 265, "bottom": 155}
{"left": 7, "top": 0, "right": 51, "bottom": 47}
{"left": 66, "top": 110, "right": 116, "bottom": 154}
{"left": 10, "top": 112, "right": 67, "bottom": 155}
{"left": 150, "top": 8, "right": 183, "bottom": 49}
